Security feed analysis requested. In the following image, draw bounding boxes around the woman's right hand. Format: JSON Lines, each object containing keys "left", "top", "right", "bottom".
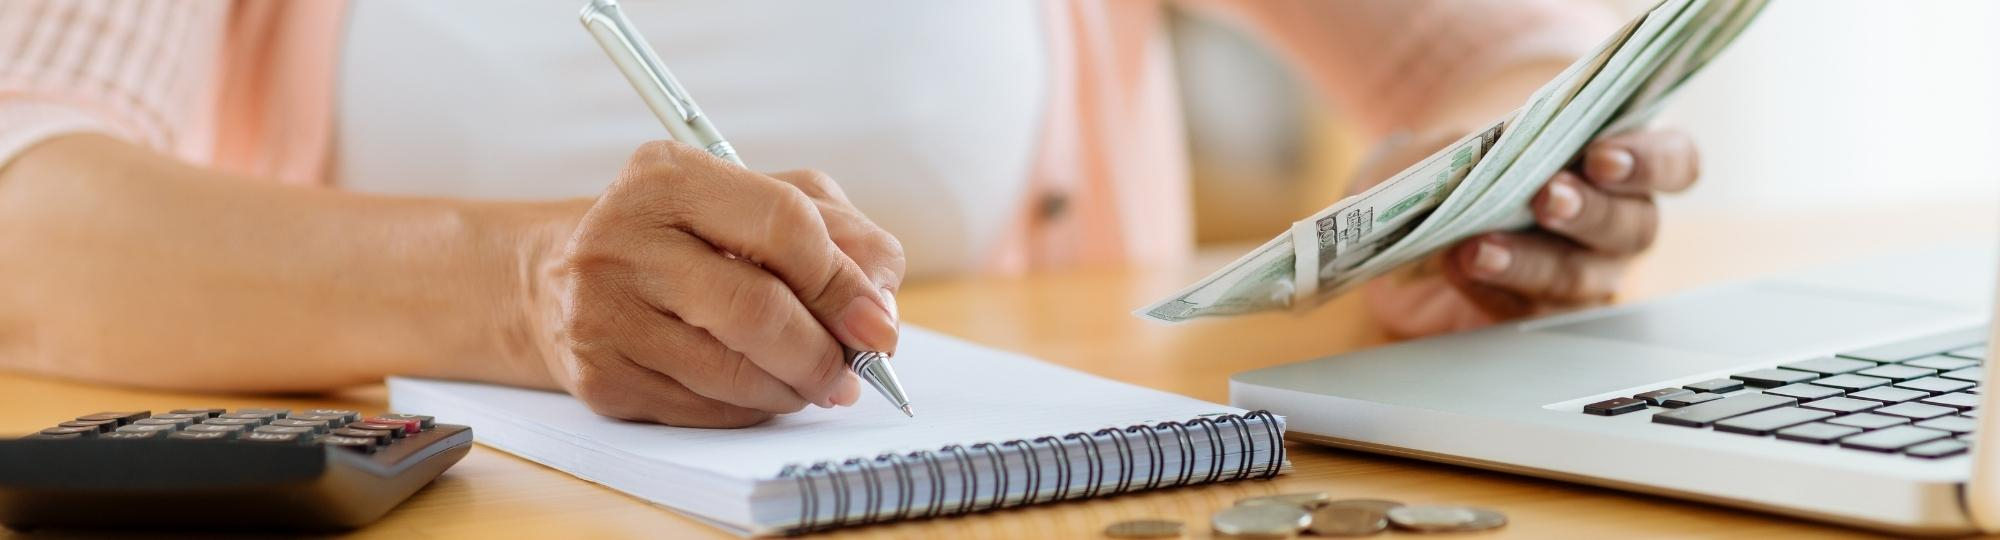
{"left": 541, "top": 141, "right": 907, "bottom": 428}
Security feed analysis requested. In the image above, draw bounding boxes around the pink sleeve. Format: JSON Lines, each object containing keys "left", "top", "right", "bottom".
{"left": 0, "top": 1, "right": 228, "bottom": 168}
{"left": 1189, "top": 0, "right": 1620, "bottom": 135}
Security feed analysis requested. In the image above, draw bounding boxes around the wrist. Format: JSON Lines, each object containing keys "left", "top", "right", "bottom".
{"left": 462, "top": 198, "right": 592, "bottom": 390}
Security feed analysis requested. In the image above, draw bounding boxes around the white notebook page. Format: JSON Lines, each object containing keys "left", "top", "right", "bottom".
{"left": 391, "top": 327, "right": 1246, "bottom": 480}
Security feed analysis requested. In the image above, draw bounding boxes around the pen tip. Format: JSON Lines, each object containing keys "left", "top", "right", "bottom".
{"left": 900, "top": 404, "right": 915, "bottom": 418}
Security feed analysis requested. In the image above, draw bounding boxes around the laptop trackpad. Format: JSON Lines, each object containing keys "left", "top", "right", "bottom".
{"left": 1537, "top": 282, "right": 1967, "bottom": 357}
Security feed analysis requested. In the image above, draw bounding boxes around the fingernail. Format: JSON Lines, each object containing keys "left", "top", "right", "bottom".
{"left": 834, "top": 372, "right": 862, "bottom": 407}
{"left": 1544, "top": 181, "right": 1583, "bottom": 224}
{"left": 1592, "top": 148, "right": 1635, "bottom": 183}
{"left": 878, "top": 287, "right": 899, "bottom": 328}
{"left": 839, "top": 294, "right": 900, "bottom": 355}
{"left": 1471, "top": 241, "right": 1511, "bottom": 279}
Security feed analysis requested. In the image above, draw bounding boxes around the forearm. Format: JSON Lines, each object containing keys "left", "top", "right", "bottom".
{"left": 0, "top": 134, "right": 584, "bottom": 392}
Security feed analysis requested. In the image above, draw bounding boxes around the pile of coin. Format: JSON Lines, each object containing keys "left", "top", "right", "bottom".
{"left": 1103, "top": 492, "right": 1506, "bottom": 538}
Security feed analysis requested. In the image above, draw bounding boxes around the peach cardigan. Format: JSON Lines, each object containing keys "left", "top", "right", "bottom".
{"left": 0, "top": 1, "right": 1609, "bottom": 273}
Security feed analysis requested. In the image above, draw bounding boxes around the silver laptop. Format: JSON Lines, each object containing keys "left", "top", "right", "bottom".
{"left": 1232, "top": 238, "right": 2000, "bottom": 536}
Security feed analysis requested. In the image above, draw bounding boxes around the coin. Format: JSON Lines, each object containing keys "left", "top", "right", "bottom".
{"left": 1236, "top": 491, "right": 1333, "bottom": 510}
{"left": 1212, "top": 504, "right": 1312, "bottom": 538}
{"left": 1306, "top": 506, "right": 1388, "bottom": 537}
{"left": 1385, "top": 505, "right": 1507, "bottom": 533}
{"left": 1322, "top": 499, "right": 1404, "bottom": 515}
{"left": 1104, "top": 519, "right": 1186, "bottom": 538}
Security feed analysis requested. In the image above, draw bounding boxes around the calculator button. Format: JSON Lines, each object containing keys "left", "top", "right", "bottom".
{"left": 169, "top": 430, "right": 235, "bottom": 441}
{"left": 58, "top": 419, "right": 118, "bottom": 433}
{"left": 132, "top": 417, "right": 194, "bottom": 429}
{"left": 330, "top": 427, "right": 393, "bottom": 446}
{"left": 38, "top": 426, "right": 99, "bottom": 438}
{"left": 290, "top": 414, "right": 351, "bottom": 427}
{"left": 201, "top": 418, "right": 264, "bottom": 429}
{"left": 253, "top": 425, "right": 317, "bottom": 436}
{"left": 115, "top": 424, "right": 178, "bottom": 434}
{"left": 366, "top": 416, "right": 425, "bottom": 434}
{"left": 301, "top": 409, "right": 360, "bottom": 423}
{"left": 240, "top": 431, "right": 305, "bottom": 444}
{"left": 99, "top": 431, "right": 165, "bottom": 440}
{"left": 319, "top": 436, "right": 379, "bottom": 454}
{"left": 376, "top": 413, "right": 436, "bottom": 430}
{"left": 269, "top": 419, "right": 332, "bottom": 433}
{"left": 352, "top": 422, "right": 410, "bottom": 438}
{"left": 184, "top": 424, "right": 245, "bottom": 436}
{"left": 168, "top": 408, "right": 226, "bottom": 418}
{"left": 234, "top": 408, "right": 291, "bottom": 419}
{"left": 30, "top": 432, "right": 83, "bottom": 440}
{"left": 75, "top": 411, "right": 150, "bottom": 425}
{"left": 217, "top": 412, "right": 279, "bottom": 424}
{"left": 151, "top": 413, "right": 209, "bottom": 423}
{"left": 1896, "top": 377, "right": 1977, "bottom": 395}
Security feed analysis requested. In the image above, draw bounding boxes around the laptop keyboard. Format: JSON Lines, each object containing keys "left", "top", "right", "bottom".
{"left": 1582, "top": 327, "right": 1988, "bottom": 459}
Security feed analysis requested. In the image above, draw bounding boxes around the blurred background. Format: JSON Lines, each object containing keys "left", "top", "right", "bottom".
{"left": 1175, "top": 0, "right": 2000, "bottom": 279}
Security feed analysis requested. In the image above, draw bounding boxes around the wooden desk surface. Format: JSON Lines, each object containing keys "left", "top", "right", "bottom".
{"left": 1, "top": 203, "right": 1991, "bottom": 539}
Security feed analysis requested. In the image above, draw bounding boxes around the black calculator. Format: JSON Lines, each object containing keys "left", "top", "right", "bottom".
{"left": 0, "top": 408, "right": 472, "bottom": 532}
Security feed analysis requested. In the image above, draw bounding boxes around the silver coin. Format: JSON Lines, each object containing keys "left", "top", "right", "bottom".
{"left": 1321, "top": 498, "right": 1404, "bottom": 515}
{"left": 1236, "top": 491, "right": 1333, "bottom": 510}
{"left": 1104, "top": 519, "right": 1185, "bottom": 538}
{"left": 1306, "top": 506, "right": 1388, "bottom": 537}
{"left": 1385, "top": 505, "right": 1507, "bottom": 533}
{"left": 1212, "top": 504, "right": 1312, "bottom": 538}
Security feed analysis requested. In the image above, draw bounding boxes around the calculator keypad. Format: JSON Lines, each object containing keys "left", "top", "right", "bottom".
{"left": 23, "top": 408, "right": 421, "bottom": 455}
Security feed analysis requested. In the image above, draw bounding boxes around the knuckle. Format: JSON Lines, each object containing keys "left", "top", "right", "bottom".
{"left": 723, "top": 276, "right": 794, "bottom": 347}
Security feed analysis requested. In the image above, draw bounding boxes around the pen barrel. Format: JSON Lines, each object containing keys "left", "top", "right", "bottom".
{"left": 579, "top": 0, "right": 741, "bottom": 166}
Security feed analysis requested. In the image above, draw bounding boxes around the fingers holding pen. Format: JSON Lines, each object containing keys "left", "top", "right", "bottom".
{"left": 632, "top": 144, "right": 900, "bottom": 357}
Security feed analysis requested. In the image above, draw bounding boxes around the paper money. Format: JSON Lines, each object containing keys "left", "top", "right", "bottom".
{"left": 1137, "top": 0, "right": 1763, "bottom": 324}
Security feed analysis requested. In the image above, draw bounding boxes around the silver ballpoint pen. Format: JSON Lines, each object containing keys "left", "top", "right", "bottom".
{"left": 579, "top": 0, "right": 914, "bottom": 417}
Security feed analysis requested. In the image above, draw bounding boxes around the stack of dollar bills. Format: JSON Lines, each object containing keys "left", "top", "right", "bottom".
{"left": 1138, "top": 0, "right": 1766, "bottom": 324}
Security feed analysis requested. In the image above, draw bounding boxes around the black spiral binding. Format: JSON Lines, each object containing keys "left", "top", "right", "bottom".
{"left": 777, "top": 410, "right": 1285, "bottom": 534}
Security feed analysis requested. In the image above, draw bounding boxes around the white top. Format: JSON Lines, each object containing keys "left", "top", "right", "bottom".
{"left": 334, "top": 1, "right": 1048, "bottom": 278}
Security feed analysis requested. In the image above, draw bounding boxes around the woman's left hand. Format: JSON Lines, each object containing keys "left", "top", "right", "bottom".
{"left": 1363, "top": 128, "right": 1700, "bottom": 337}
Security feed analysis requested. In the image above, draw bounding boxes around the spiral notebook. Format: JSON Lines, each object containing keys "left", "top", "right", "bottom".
{"left": 388, "top": 327, "right": 1288, "bottom": 536}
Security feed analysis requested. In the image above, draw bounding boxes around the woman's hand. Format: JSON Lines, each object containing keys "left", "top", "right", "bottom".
{"left": 1360, "top": 128, "right": 1699, "bottom": 337}
{"left": 542, "top": 142, "right": 906, "bottom": 427}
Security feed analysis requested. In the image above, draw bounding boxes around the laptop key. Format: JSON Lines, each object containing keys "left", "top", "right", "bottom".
{"left": 1940, "top": 367, "right": 1983, "bottom": 383}
{"left": 1915, "top": 415, "right": 1978, "bottom": 434}
{"left": 1713, "top": 407, "right": 1835, "bottom": 436}
{"left": 1661, "top": 393, "right": 1723, "bottom": 408}
{"left": 1847, "top": 386, "right": 1928, "bottom": 403}
{"left": 1764, "top": 383, "right": 1842, "bottom": 402}
{"left": 1780, "top": 357, "right": 1876, "bottom": 375}
{"left": 1838, "top": 425, "right": 1951, "bottom": 452}
{"left": 1896, "top": 377, "right": 1976, "bottom": 395}
{"left": 1918, "top": 392, "right": 1980, "bottom": 411}
{"left": 1838, "top": 328, "right": 1988, "bottom": 363}
{"left": 1827, "top": 413, "right": 1910, "bottom": 430}
{"left": 1944, "top": 345, "right": 1988, "bottom": 360}
{"left": 1874, "top": 402, "right": 1956, "bottom": 420}
{"left": 1631, "top": 388, "right": 1694, "bottom": 407}
{"left": 1810, "top": 374, "right": 1891, "bottom": 391}
{"left": 1584, "top": 397, "right": 1648, "bottom": 416}
{"left": 1905, "top": 439, "right": 1970, "bottom": 459}
{"left": 1799, "top": 396, "right": 1882, "bottom": 414}
{"left": 1653, "top": 394, "right": 1796, "bottom": 428}
{"left": 1774, "top": 422, "right": 1863, "bottom": 444}
{"left": 1904, "top": 356, "right": 1978, "bottom": 372}
{"left": 1730, "top": 369, "right": 1818, "bottom": 388}
{"left": 1855, "top": 364, "right": 1939, "bottom": 382}
{"left": 1684, "top": 379, "right": 1746, "bottom": 393}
